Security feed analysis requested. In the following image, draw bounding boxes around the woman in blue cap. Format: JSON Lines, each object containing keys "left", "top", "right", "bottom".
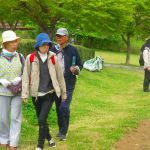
{"left": 22, "top": 33, "right": 66, "bottom": 150}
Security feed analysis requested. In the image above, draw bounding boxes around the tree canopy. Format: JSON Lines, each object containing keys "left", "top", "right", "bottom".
{"left": 0, "top": 0, "right": 150, "bottom": 64}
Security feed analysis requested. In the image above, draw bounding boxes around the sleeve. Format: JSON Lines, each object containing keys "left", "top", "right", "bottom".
{"left": 75, "top": 47, "right": 83, "bottom": 71}
{"left": 22, "top": 55, "right": 31, "bottom": 99}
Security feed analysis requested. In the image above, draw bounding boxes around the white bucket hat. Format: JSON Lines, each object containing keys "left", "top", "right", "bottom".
{"left": 2, "top": 30, "right": 20, "bottom": 43}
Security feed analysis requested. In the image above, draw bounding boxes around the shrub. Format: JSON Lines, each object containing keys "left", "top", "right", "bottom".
{"left": 18, "top": 40, "right": 95, "bottom": 62}
{"left": 74, "top": 45, "right": 95, "bottom": 63}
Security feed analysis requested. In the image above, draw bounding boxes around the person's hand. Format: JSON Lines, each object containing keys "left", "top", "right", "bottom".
{"left": 12, "top": 77, "right": 22, "bottom": 85}
{"left": 23, "top": 98, "right": 28, "bottom": 104}
{"left": 0, "top": 79, "right": 11, "bottom": 87}
{"left": 70, "top": 66, "right": 79, "bottom": 75}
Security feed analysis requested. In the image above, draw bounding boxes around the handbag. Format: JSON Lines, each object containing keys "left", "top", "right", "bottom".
{"left": 7, "top": 81, "right": 22, "bottom": 95}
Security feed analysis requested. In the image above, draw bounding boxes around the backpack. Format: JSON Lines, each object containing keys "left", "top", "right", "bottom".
{"left": 139, "top": 51, "right": 144, "bottom": 66}
{"left": 29, "top": 51, "right": 55, "bottom": 64}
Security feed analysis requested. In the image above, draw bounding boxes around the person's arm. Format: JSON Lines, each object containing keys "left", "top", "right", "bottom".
{"left": 22, "top": 55, "right": 31, "bottom": 102}
{"left": 70, "top": 47, "right": 83, "bottom": 75}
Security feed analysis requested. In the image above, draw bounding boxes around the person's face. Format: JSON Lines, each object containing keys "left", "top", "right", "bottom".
{"left": 4, "top": 40, "right": 18, "bottom": 52}
{"left": 56, "top": 35, "right": 68, "bottom": 45}
{"left": 39, "top": 43, "right": 50, "bottom": 54}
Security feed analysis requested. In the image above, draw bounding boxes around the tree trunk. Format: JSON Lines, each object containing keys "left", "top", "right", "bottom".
{"left": 121, "top": 33, "right": 132, "bottom": 65}
{"left": 0, "top": 20, "right": 7, "bottom": 30}
{"left": 125, "top": 33, "right": 131, "bottom": 65}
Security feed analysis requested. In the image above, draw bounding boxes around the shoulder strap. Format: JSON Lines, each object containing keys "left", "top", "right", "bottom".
{"left": 29, "top": 51, "right": 55, "bottom": 65}
{"left": 51, "top": 55, "right": 55, "bottom": 65}
{"left": 18, "top": 53, "right": 24, "bottom": 65}
{"left": 30, "top": 52, "right": 36, "bottom": 62}
{"left": 18, "top": 53, "right": 25, "bottom": 74}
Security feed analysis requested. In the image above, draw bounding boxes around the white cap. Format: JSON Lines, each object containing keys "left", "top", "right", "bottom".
{"left": 2, "top": 30, "right": 20, "bottom": 43}
{"left": 56, "top": 28, "right": 69, "bottom": 36}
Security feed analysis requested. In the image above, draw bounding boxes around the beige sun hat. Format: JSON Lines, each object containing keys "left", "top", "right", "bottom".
{"left": 2, "top": 30, "right": 21, "bottom": 43}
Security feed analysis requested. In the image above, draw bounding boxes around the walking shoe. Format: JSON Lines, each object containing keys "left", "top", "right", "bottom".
{"left": 56, "top": 132, "right": 61, "bottom": 137}
{"left": 36, "top": 147, "right": 43, "bottom": 150}
{"left": 9, "top": 146, "right": 17, "bottom": 150}
{"left": 59, "top": 134, "right": 66, "bottom": 141}
{"left": 144, "top": 89, "right": 150, "bottom": 92}
{"left": 48, "top": 139, "right": 56, "bottom": 148}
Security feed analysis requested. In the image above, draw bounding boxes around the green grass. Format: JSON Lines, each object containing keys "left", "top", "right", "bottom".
{"left": 95, "top": 50, "right": 139, "bottom": 66}
{"left": 19, "top": 67, "right": 150, "bottom": 150}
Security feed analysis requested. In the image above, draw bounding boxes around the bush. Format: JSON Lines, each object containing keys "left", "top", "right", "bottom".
{"left": 18, "top": 40, "right": 95, "bottom": 62}
{"left": 74, "top": 45, "right": 95, "bottom": 63}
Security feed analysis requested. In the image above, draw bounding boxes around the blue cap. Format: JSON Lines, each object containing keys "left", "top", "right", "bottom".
{"left": 34, "top": 33, "right": 52, "bottom": 48}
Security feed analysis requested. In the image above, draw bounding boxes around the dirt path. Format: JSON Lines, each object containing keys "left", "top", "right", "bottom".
{"left": 111, "top": 120, "right": 150, "bottom": 150}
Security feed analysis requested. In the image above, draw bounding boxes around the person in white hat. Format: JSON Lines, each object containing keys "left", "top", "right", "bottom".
{"left": 0, "top": 30, "right": 25, "bottom": 150}
{"left": 51, "top": 28, "right": 83, "bottom": 141}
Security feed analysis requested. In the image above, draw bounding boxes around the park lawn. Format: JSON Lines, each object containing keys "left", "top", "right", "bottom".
{"left": 95, "top": 50, "right": 139, "bottom": 66}
{"left": 19, "top": 67, "right": 150, "bottom": 150}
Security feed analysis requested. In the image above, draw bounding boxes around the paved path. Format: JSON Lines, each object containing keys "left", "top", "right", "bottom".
{"left": 104, "top": 64, "right": 143, "bottom": 71}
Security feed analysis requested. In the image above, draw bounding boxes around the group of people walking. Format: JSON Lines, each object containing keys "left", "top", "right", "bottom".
{"left": 0, "top": 28, "right": 82, "bottom": 150}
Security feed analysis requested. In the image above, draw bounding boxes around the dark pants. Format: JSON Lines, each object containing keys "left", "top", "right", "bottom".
{"left": 55, "top": 89, "right": 74, "bottom": 135}
{"left": 32, "top": 93, "right": 54, "bottom": 149}
{"left": 143, "top": 69, "right": 150, "bottom": 91}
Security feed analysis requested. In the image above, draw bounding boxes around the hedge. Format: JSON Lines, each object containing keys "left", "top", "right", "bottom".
{"left": 17, "top": 40, "right": 95, "bottom": 63}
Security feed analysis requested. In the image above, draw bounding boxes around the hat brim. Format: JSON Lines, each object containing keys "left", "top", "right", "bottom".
{"left": 34, "top": 40, "right": 52, "bottom": 48}
{"left": 56, "top": 33, "right": 68, "bottom": 36}
{"left": 2, "top": 37, "right": 21, "bottom": 44}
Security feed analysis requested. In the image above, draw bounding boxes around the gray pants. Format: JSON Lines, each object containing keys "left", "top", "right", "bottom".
{"left": 0, "top": 95, "right": 22, "bottom": 147}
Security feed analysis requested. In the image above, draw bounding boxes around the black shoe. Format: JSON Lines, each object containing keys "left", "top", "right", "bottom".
{"left": 48, "top": 139, "right": 56, "bottom": 148}
{"left": 144, "top": 89, "right": 150, "bottom": 92}
{"left": 59, "top": 134, "right": 66, "bottom": 141}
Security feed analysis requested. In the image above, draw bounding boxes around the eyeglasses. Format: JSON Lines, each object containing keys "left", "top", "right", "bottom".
{"left": 56, "top": 34, "right": 66, "bottom": 38}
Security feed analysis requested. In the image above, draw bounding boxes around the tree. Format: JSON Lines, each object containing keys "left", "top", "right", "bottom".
{"left": 0, "top": 0, "right": 26, "bottom": 30}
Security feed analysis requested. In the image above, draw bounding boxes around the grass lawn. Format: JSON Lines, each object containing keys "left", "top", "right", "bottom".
{"left": 95, "top": 50, "right": 139, "bottom": 66}
{"left": 19, "top": 67, "right": 150, "bottom": 150}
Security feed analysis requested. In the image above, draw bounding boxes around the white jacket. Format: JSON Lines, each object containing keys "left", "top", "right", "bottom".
{"left": 143, "top": 47, "right": 150, "bottom": 69}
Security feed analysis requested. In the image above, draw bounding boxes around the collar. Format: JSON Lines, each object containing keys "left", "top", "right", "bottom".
{"left": 2, "top": 49, "right": 17, "bottom": 57}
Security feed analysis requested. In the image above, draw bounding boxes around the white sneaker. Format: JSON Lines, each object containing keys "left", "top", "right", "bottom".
{"left": 49, "top": 139, "right": 56, "bottom": 148}
{"left": 36, "top": 147, "right": 43, "bottom": 150}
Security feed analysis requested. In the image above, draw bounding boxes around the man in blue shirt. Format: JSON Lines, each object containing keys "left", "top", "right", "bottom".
{"left": 51, "top": 28, "right": 83, "bottom": 140}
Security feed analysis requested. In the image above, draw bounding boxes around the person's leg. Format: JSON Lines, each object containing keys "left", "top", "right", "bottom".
{"left": 59, "top": 89, "right": 74, "bottom": 138}
{"left": 0, "top": 96, "right": 11, "bottom": 146}
{"left": 54, "top": 94, "right": 62, "bottom": 135}
{"left": 147, "top": 71, "right": 150, "bottom": 90}
{"left": 143, "top": 70, "right": 150, "bottom": 91}
{"left": 33, "top": 94, "right": 54, "bottom": 149}
{"left": 9, "top": 96, "right": 22, "bottom": 148}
